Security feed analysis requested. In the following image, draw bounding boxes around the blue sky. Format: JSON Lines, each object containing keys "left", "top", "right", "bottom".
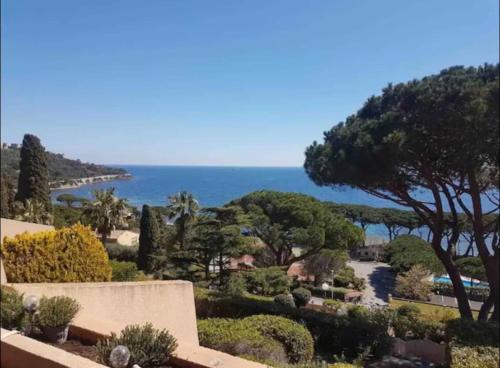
{"left": 2, "top": 0, "right": 499, "bottom": 167}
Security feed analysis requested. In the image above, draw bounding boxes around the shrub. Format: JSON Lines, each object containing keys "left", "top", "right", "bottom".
{"left": 432, "top": 282, "right": 489, "bottom": 302}
{"left": 445, "top": 318, "right": 499, "bottom": 347}
{"left": 105, "top": 243, "right": 139, "bottom": 262}
{"left": 243, "top": 315, "right": 314, "bottom": 363}
{"left": 394, "top": 265, "right": 432, "bottom": 301}
{"left": 198, "top": 318, "right": 288, "bottom": 364}
{"left": 244, "top": 267, "right": 290, "bottom": 296}
{"left": 110, "top": 260, "right": 139, "bottom": 281}
{"left": 395, "top": 304, "right": 421, "bottom": 318}
{"left": 97, "top": 323, "right": 178, "bottom": 368}
{"left": 1, "top": 224, "right": 112, "bottom": 282}
{"left": 292, "top": 288, "right": 312, "bottom": 308}
{"left": 274, "top": 294, "right": 296, "bottom": 308}
{"left": 37, "top": 296, "right": 80, "bottom": 328}
{"left": 305, "top": 285, "right": 350, "bottom": 301}
{"left": 323, "top": 299, "right": 343, "bottom": 312}
{"left": 352, "top": 277, "right": 365, "bottom": 291}
{"left": 0, "top": 286, "right": 25, "bottom": 330}
{"left": 333, "top": 275, "right": 350, "bottom": 288}
{"left": 224, "top": 273, "right": 247, "bottom": 296}
{"left": 449, "top": 345, "right": 499, "bottom": 368}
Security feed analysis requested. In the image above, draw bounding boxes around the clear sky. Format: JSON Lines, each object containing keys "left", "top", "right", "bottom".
{"left": 1, "top": 0, "right": 499, "bottom": 167}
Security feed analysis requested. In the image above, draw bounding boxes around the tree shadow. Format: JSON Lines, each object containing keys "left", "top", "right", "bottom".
{"left": 368, "top": 265, "right": 395, "bottom": 303}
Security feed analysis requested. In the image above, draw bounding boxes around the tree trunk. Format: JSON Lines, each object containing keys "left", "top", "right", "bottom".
{"left": 433, "top": 244, "right": 473, "bottom": 319}
{"left": 468, "top": 175, "right": 500, "bottom": 322}
{"left": 101, "top": 233, "right": 107, "bottom": 246}
{"left": 478, "top": 293, "right": 494, "bottom": 321}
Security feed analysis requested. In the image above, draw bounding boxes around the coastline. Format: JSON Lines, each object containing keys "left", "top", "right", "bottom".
{"left": 49, "top": 173, "right": 132, "bottom": 191}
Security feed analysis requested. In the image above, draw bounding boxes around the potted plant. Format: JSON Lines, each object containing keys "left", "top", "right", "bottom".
{"left": 36, "top": 296, "right": 80, "bottom": 344}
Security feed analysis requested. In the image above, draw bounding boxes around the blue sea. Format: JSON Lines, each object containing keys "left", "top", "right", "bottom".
{"left": 49, "top": 165, "right": 493, "bottom": 246}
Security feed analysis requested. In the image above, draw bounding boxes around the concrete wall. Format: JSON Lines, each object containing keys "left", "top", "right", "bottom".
{"left": 392, "top": 337, "right": 447, "bottom": 365}
{"left": 12, "top": 281, "right": 200, "bottom": 346}
{"left": 1, "top": 329, "right": 107, "bottom": 368}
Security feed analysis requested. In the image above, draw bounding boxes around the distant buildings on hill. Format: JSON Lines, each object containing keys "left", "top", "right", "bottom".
{"left": 1, "top": 143, "right": 20, "bottom": 150}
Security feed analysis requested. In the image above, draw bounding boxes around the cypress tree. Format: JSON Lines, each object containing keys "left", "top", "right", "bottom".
{"left": 138, "top": 204, "right": 159, "bottom": 272}
{"left": 15, "top": 134, "right": 51, "bottom": 212}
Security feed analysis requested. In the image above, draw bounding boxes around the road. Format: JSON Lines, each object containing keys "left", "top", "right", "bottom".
{"left": 347, "top": 260, "right": 395, "bottom": 306}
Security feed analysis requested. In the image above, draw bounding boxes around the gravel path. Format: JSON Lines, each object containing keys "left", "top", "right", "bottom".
{"left": 348, "top": 260, "right": 395, "bottom": 306}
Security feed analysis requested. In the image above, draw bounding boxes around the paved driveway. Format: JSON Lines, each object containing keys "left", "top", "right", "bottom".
{"left": 348, "top": 260, "right": 395, "bottom": 306}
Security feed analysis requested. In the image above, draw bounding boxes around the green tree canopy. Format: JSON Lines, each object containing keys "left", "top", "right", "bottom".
{"left": 15, "top": 134, "right": 51, "bottom": 213}
{"left": 305, "top": 64, "right": 499, "bottom": 320}
{"left": 56, "top": 193, "right": 88, "bottom": 208}
{"left": 166, "top": 191, "right": 200, "bottom": 248}
{"left": 385, "top": 235, "right": 444, "bottom": 275}
{"left": 82, "top": 188, "right": 130, "bottom": 244}
{"left": 230, "top": 191, "right": 362, "bottom": 266}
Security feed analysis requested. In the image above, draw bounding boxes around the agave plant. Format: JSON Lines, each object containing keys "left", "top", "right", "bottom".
{"left": 13, "top": 199, "right": 53, "bottom": 225}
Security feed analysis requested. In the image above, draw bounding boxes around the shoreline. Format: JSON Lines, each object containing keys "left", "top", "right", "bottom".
{"left": 49, "top": 173, "right": 132, "bottom": 191}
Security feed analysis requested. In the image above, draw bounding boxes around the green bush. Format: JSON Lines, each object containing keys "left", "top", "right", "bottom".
{"left": 195, "top": 288, "right": 393, "bottom": 362}
{"left": 449, "top": 345, "right": 499, "bottom": 368}
{"left": 445, "top": 318, "right": 499, "bottom": 347}
{"left": 243, "top": 315, "right": 314, "bottom": 363}
{"left": 0, "top": 286, "right": 25, "bottom": 330}
{"left": 1, "top": 224, "right": 112, "bottom": 282}
{"left": 105, "top": 243, "right": 139, "bottom": 262}
{"left": 244, "top": 267, "right": 290, "bottom": 296}
{"left": 333, "top": 275, "right": 350, "bottom": 288}
{"left": 323, "top": 299, "right": 343, "bottom": 312}
{"left": 432, "top": 282, "right": 489, "bottom": 302}
{"left": 37, "top": 296, "right": 80, "bottom": 328}
{"left": 198, "top": 318, "right": 288, "bottom": 364}
{"left": 274, "top": 294, "right": 296, "bottom": 308}
{"left": 110, "top": 260, "right": 139, "bottom": 281}
{"left": 306, "top": 285, "right": 350, "bottom": 301}
{"left": 97, "top": 323, "right": 178, "bottom": 368}
{"left": 395, "top": 304, "right": 421, "bottom": 318}
{"left": 392, "top": 307, "right": 445, "bottom": 342}
{"left": 292, "top": 288, "right": 312, "bottom": 308}
{"left": 224, "top": 273, "right": 247, "bottom": 296}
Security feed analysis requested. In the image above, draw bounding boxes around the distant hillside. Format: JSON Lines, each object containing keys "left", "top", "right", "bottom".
{"left": 1, "top": 145, "right": 128, "bottom": 183}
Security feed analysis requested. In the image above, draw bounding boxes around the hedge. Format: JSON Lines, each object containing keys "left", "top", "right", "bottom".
{"left": 195, "top": 289, "right": 393, "bottom": 360}
{"left": 432, "top": 282, "right": 489, "bottom": 302}
{"left": 198, "top": 318, "right": 288, "bottom": 364}
{"left": 1, "top": 224, "right": 111, "bottom": 282}
{"left": 305, "top": 285, "right": 351, "bottom": 301}
{"left": 243, "top": 315, "right": 314, "bottom": 363}
{"left": 105, "top": 243, "right": 139, "bottom": 262}
{"left": 110, "top": 260, "right": 139, "bottom": 281}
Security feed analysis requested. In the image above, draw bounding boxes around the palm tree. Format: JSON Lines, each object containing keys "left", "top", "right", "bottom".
{"left": 14, "top": 199, "right": 53, "bottom": 225}
{"left": 166, "top": 191, "right": 200, "bottom": 248}
{"left": 82, "top": 188, "right": 130, "bottom": 244}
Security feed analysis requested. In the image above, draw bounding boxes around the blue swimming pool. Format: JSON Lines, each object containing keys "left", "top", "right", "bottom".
{"left": 432, "top": 276, "right": 488, "bottom": 288}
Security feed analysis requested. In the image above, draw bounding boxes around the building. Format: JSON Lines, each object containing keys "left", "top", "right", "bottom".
{"left": 104, "top": 230, "right": 139, "bottom": 246}
{"left": 355, "top": 235, "right": 387, "bottom": 261}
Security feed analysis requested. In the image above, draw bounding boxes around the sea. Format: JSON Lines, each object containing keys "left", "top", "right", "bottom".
{"left": 49, "top": 165, "right": 493, "bottom": 247}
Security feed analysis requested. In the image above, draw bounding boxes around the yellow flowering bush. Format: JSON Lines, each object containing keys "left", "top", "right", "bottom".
{"left": 1, "top": 223, "right": 111, "bottom": 282}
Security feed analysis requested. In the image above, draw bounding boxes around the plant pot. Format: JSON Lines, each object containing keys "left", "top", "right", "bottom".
{"left": 41, "top": 325, "right": 69, "bottom": 344}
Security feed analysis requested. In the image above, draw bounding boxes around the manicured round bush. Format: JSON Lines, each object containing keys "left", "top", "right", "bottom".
{"left": 395, "top": 304, "right": 421, "bottom": 318}
{"left": 292, "top": 288, "right": 312, "bottom": 308}
{"left": 1, "top": 224, "right": 112, "bottom": 282}
{"left": 110, "top": 260, "right": 139, "bottom": 281}
{"left": 243, "top": 315, "right": 314, "bottom": 363}
{"left": 323, "top": 299, "right": 343, "bottom": 311}
{"left": 274, "top": 294, "right": 296, "bottom": 308}
{"left": 36, "top": 296, "right": 81, "bottom": 328}
{"left": 197, "top": 318, "right": 287, "bottom": 364}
